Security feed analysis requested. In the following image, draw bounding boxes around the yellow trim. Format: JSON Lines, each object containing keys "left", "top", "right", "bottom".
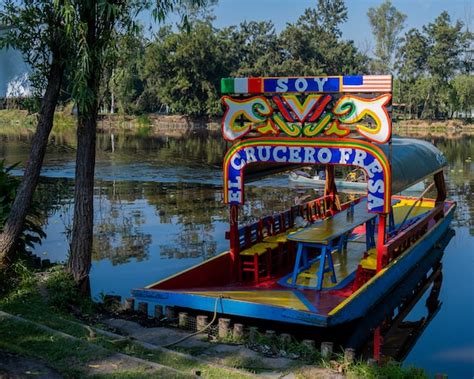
{"left": 145, "top": 251, "right": 231, "bottom": 289}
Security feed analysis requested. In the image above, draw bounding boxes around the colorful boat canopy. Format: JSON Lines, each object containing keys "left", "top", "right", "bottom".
{"left": 220, "top": 75, "right": 393, "bottom": 144}
{"left": 223, "top": 137, "right": 391, "bottom": 213}
{"left": 221, "top": 76, "right": 392, "bottom": 94}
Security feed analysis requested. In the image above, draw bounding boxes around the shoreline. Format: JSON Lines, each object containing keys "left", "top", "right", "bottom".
{"left": 1, "top": 109, "right": 473, "bottom": 138}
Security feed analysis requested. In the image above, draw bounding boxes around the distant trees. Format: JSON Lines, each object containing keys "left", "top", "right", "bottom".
{"left": 367, "top": 0, "right": 406, "bottom": 73}
{"left": 128, "top": 0, "right": 367, "bottom": 117}
{"left": 142, "top": 20, "right": 229, "bottom": 117}
{"left": 2, "top": 1, "right": 473, "bottom": 123}
{"left": 396, "top": 11, "right": 473, "bottom": 119}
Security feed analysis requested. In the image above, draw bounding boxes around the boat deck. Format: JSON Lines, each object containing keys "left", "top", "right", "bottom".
{"left": 135, "top": 198, "right": 450, "bottom": 324}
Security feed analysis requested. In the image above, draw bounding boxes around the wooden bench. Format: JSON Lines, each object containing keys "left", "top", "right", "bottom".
{"left": 227, "top": 195, "right": 343, "bottom": 283}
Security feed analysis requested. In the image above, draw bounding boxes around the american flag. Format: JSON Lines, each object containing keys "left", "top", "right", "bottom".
{"left": 342, "top": 75, "right": 392, "bottom": 92}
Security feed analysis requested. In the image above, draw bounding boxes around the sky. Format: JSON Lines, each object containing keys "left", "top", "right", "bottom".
{"left": 146, "top": 0, "right": 472, "bottom": 53}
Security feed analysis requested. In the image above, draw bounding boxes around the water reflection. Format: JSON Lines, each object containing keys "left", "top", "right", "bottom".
{"left": 0, "top": 128, "right": 473, "bottom": 377}
{"left": 346, "top": 229, "right": 454, "bottom": 364}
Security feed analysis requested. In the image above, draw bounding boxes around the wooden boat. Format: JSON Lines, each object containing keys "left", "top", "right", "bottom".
{"left": 288, "top": 170, "right": 425, "bottom": 192}
{"left": 289, "top": 169, "right": 368, "bottom": 191}
{"left": 132, "top": 75, "right": 455, "bottom": 328}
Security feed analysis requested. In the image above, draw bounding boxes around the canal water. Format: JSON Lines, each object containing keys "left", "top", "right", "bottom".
{"left": 0, "top": 127, "right": 472, "bottom": 377}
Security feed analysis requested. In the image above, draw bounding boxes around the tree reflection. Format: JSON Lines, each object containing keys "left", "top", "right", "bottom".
{"left": 2, "top": 129, "right": 471, "bottom": 266}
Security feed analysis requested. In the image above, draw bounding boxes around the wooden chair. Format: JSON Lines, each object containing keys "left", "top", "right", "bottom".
{"left": 239, "top": 222, "right": 278, "bottom": 283}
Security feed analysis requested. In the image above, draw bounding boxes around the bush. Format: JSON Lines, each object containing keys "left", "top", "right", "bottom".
{"left": 0, "top": 160, "right": 46, "bottom": 255}
{"left": 0, "top": 161, "right": 47, "bottom": 295}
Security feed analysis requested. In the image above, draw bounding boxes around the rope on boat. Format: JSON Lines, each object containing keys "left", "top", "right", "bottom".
{"left": 395, "top": 182, "right": 435, "bottom": 233}
{"left": 161, "top": 295, "right": 222, "bottom": 348}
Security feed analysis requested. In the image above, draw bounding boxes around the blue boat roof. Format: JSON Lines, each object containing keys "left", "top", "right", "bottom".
{"left": 382, "top": 137, "right": 447, "bottom": 193}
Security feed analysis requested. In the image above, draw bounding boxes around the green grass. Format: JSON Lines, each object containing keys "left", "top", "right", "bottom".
{"left": 0, "top": 268, "right": 254, "bottom": 378}
{"left": 346, "top": 360, "right": 428, "bottom": 379}
{"left": 0, "top": 317, "right": 105, "bottom": 377}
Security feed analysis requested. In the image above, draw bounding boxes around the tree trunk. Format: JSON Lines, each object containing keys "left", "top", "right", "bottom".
{"left": 66, "top": 1, "right": 99, "bottom": 294}
{"left": 67, "top": 103, "right": 98, "bottom": 291}
{"left": 0, "top": 58, "right": 64, "bottom": 269}
{"left": 66, "top": 0, "right": 115, "bottom": 294}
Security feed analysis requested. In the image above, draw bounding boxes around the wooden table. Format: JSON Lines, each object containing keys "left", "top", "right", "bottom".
{"left": 288, "top": 199, "right": 378, "bottom": 290}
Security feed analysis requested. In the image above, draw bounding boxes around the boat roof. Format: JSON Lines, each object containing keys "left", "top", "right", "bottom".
{"left": 381, "top": 137, "right": 446, "bottom": 193}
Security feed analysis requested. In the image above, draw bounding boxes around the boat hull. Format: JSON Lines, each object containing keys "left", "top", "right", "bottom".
{"left": 132, "top": 204, "right": 455, "bottom": 327}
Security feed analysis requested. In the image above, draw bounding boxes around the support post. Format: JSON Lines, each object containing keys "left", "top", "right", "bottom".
{"left": 320, "top": 341, "right": 333, "bottom": 359}
{"left": 196, "top": 315, "right": 209, "bottom": 331}
{"left": 229, "top": 204, "right": 240, "bottom": 281}
{"left": 373, "top": 326, "right": 381, "bottom": 362}
{"left": 218, "top": 318, "right": 231, "bottom": 339}
{"left": 376, "top": 214, "right": 387, "bottom": 272}
{"left": 324, "top": 165, "right": 341, "bottom": 213}
{"left": 178, "top": 312, "right": 188, "bottom": 329}
{"left": 434, "top": 171, "right": 447, "bottom": 208}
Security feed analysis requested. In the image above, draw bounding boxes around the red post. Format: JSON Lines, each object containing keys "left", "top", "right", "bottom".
{"left": 229, "top": 204, "right": 240, "bottom": 281}
{"left": 373, "top": 326, "right": 381, "bottom": 362}
{"left": 376, "top": 214, "right": 387, "bottom": 272}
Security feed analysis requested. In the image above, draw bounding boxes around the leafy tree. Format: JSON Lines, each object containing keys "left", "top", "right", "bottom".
{"left": 142, "top": 19, "right": 229, "bottom": 117}
{"left": 0, "top": 1, "right": 69, "bottom": 269}
{"left": 421, "top": 12, "right": 468, "bottom": 118}
{"left": 279, "top": 1, "right": 367, "bottom": 76}
{"left": 367, "top": 0, "right": 406, "bottom": 73}
{"left": 109, "top": 33, "right": 146, "bottom": 114}
{"left": 219, "top": 21, "right": 280, "bottom": 77}
{"left": 62, "top": 0, "right": 207, "bottom": 293}
{"left": 396, "top": 12, "right": 472, "bottom": 119}
{"left": 396, "top": 28, "right": 429, "bottom": 118}
{"left": 1, "top": 0, "right": 207, "bottom": 292}
{"left": 424, "top": 12, "right": 465, "bottom": 81}
{"left": 0, "top": 161, "right": 46, "bottom": 294}
{"left": 316, "top": 0, "right": 348, "bottom": 37}
{"left": 451, "top": 74, "right": 474, "bottom": 117}
{"left": 397, "top": 28, "right": 428, "bottom": 81}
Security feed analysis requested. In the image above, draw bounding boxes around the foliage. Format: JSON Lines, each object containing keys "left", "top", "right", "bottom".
{"left": 142, "top": 20, "right": 229, "bottom": 116}
{"left": 278, "top": 4, "right": 367, "bottom": 77}
{"left": 109, "top": 33, "right": 147, "bottom": 114}
{"left": 137, "top": 0, "right": 367, "bottom": 117}
{"left": 2, "top": 1, "right": 472, "bottom": 121}
{"left": 367, "top": 0, "right": 406, "bottom": 73}
{"left": 396, "top": 11, "right": 472, "bottom": 119}
{"left": 0, "top": 161, "right": 46, "bottom": 294}
{"left": 346, "top": 360, "right": 427, "bottom": 379}
{"left": 45, "top": 267, "right": 96, "bottom": 313}
{"left": 0, "top": 161, "right": 46, "bottom": 259}
{"left": 0, "top": 0, "right": 71, "bottom": 110}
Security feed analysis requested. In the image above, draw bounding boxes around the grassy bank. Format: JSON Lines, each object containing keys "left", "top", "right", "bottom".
{"left": 0, "top": 109, "right": 218, "bottom": 137}
{"left": 0, "top": 268, "right": 254, "bottom": 378}
{"left": 0, "top": 266, "right": 428, "bottom": 378}
{"left": 1, "top": 108, "right": 472, "bottom": 137}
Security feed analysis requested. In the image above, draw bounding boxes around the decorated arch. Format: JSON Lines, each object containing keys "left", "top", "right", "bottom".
{"left": 223, "top": 138, "right": 391, "bottom": 213}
